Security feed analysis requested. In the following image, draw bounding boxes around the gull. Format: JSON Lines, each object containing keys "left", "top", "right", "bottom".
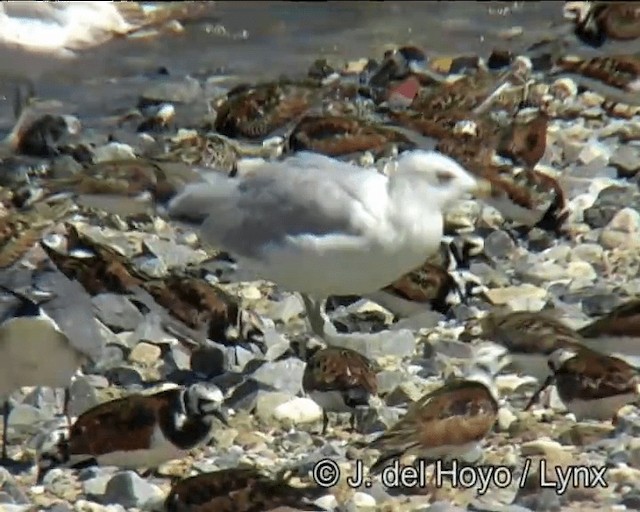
{"left": 167, "top": 150, "right": 491, "bottom": 358}
{"left": 0, "top": 261, "right": 104, "bottom": 465}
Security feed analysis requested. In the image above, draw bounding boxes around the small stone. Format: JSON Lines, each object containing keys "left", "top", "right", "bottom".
{"left": 250, "top": 358, "right": 306, "bottom": 395}
{"left": 103, "top": 366, "right": 143, "bottom": 387}
{"left": 578, "top": 139, "right": 610, "bottom": 166}
{"left": 267, "top": 294, "right": 304, "bottom": 324}
{"left": 255, "top": 392, "right": 295, "bottom": 422}
{"left": 68, "top": 376, "right": 104, "bottom": 417}
{"left": 485, "top": 284, "right": 547, "bottom": 311}
{"left": 128, "top": 342, "right": 162, "bottom": 365}
{"left": 327, "top": 329, "right": 416, "bottom": 359}
{"left": 240, "top": 286, "right": 262, "bottom": 301}
{"left": 497, "top": 407, "right": 517, "bottom": 432}
{"left": 273, "top": 397, "right": 323, "bottom": 424}
{"left": 600, "top": 207, "right": 640, "bottom": 249}
{"left": 315, "top": 494, "right": 339, "bottom": 510}
{"left": 102, "top": 471, "right": 164, "bottom": 509}
{"left": 610, "top": 144, "right": 640, "bottom": 177}
{"left": 93, "top": 142, "right": 136, "bottom": 163}
{"left": 483, "top": 230, "right": 516, "bottom": 259}
{"left": 348, "top": 491, "right": 376, "bottom": 508}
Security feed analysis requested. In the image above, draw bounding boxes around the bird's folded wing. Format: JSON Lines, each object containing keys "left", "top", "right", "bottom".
{"left": 168, "top": 153, "right": 388, "bottom": 259}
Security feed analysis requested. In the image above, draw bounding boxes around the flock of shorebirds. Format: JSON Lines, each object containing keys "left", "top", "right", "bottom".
{"left": 0, "top": 1, "right": 639, "bottom": 511}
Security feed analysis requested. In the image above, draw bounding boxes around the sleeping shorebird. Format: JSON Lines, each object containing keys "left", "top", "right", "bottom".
{"left": 0, "top": 263, "right": 103, "bottom": 465}
{"left": 35, "top": 383, "right": 228, "bottom": 482}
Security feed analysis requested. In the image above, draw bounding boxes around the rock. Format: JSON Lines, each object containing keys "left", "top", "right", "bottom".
{"left": 315, "top": 494, "right": 339, "bottom": 510}
{"left": 250, "top": 358, "right": 306, "bottom": 395}
{"left": 93, "top": 142, "right": 136, "bottom": 162}
{"left": 190, "top": 344, "right": 227, "bottom": 377}
{"left": 610, "top": 144, "right": 640, "bottom": 177}
{"left": 496, "top": 407, "right": 517, "bottom": 432}
{"left": 273, "top": 397, "right": 323, "bottom": 424}
{"left": 376, "top": 371, "right": 408, "bottom": 395}
{"left": 484, "top": 284, "right": 547, "bottom": 311}
{"left": 83, "top": 472, "right": 113, "bottom": 497}
{"left": 346, "top": 491, "right": 376, "bottom": 509}
{"left": 267, "top": 294, "right": 304, "bottom": 324}
{"left": 7, "top": 403, "right": 50, "bottom": 433}
{"left": 103, "top": 366, "right": 144, "bottom": 387}
{"left": 483, "top": 230, "right": 516, "bottom": 260}
{"left": 68, "top": 376, "right": 105, "bottom": 417}
{"left": 226, "top": 378, "right": 260, "bottom": 411}
{"left": 327, "top": 329, "right": 416, "bottom": 359}
{"left": 102, "top": 471, "right": 164, "bottom": 509}
{"left": 140, "top": 77, "right": 202, "bottom": 104}
{"left": 255, "top": 392, "right": 296, "bottom": 423}
{"left": 578, "top": 139, "right": 610, "bottom": 166}
{"left": 128, "top": 342, "right": 162, "bottom": 366}
{"left": 600, "top": 207, "right": 640, "bottom": 249}
{"left": 143, "top": 237, "right": 207, "bottom": 269}
{"left": 92, "top": 294, "right": 144, "bottom": 332}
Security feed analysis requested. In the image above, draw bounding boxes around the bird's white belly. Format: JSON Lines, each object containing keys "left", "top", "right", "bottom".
{"left": 79, "top": 424, "right": 186, "bottom": 469}
{"left": 254, "top": 240, "right": 437, "bottom": 297}
{"left": 0, "top": 318, "right": 82, "bottom": 395}
{"left": 563, "top": 393, "right": 638, "bottom": 421}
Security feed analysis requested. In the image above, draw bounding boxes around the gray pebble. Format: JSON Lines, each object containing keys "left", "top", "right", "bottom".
{"left": 250, "top": 358, "right": 305, "bottom": 395}
{"left": 92, "top": 294, "right": 144, "bottom": 332}
{"left": 190, "top": 344, "right": 227, "bottom": 377}
{"left": 103, "top": 366, "right": 144, "bottom": 387}
{"left": 102, "top": 470, "right": 164, "bottom": 509}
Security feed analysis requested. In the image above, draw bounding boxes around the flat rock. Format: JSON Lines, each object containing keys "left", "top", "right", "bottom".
{"left": 250, "top": 358, "right": 305, "bottom": 395}
{"left": 92, "top": 294, "right": 144, "bottom": 332}
{"left": 102, "top": 471, "right": 163, "bottom": 509}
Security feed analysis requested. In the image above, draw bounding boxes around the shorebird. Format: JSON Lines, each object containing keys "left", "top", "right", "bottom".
{"left": 302, "top": 346, "right": 378, "bottom": 434}
{"left": 525, "top": 346, "right": 640, "bottom": 421}
{"left": 36, "top": 383, "right": 228, "bottom": 481}
{"left": 0, "top": 262, "right": 104, "bottom": 464}
{"left": 166, "top": 150, "right": 491, "bottom": 359}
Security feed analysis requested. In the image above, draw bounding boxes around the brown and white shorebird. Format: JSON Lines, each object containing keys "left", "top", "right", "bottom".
{"left": 302, "top": 346, "right": 378, "bottom": 434}
{"left": 578, "top": 299, "right": 640, "bottom": 363}
{"left": 367, "top": 366, "right": 499, "bottom": 478}
{"left": 164, "top": 467, "right": 325, "bottom": 512}
{"left": 35, "top": 383, "right": 228, "bottom": 482}
{"left": 564, "top": 1, "right": 640, "bottom": 47}
{"left": 476, "top": 309, "right": 586, "bottom": 382}
{"left": 525, "top": 346, "right": 640, "bottom": 421}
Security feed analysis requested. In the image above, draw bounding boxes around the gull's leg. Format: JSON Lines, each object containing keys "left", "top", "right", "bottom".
{"left": 2, "top": 400, "right": 9, "bottom": 461}
{"left": 63, "top": 388, "right": 72, "bottom": 426}
{"left": 321, "top": 410, "right": 330, "bottom": 435}
{"left": 300, "top": 294, "right": 329, "bottom": 360}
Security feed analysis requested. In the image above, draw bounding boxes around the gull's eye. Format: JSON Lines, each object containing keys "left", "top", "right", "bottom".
{"left": 436, "top": 170, "right": 455, "bottom": 185}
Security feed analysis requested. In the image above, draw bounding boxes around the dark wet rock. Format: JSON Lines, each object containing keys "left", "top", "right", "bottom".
{"left": 584, "top": 186, "right": 637, "bottom": 228}
{"left": 103, "top": 366, "right": 144, "bottom": 387}
{"left": 190, "top": 343, "right": 227, "bottom": 378}
{"left": 50, "top": 154, "right": 83, "bottom": 179}
{"left": 225, "top": 378, "right": 260, "bottom": 411}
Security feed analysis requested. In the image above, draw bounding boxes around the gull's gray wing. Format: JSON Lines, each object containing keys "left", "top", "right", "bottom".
{"left": 168, "top": 152, "right": 388, "bottom": 259}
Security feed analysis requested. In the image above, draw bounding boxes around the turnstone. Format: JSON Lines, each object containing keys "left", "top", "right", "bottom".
{"left": 0, "top": 263, "right": 103, "bottom": 463}
{"left": 302, "top": 346, "right": 378, "bottom": 434}
{"left": 368, "top": 366, "right": 499, "bottom": 479}
{"left": 288, "top": 114, "right": 415, "bottom": 157}
{"left": 564, "top": 1, "right": 640, "bottom": 47}
{"left": 578, "top": 299, "right": 640, "bottom": 360}
{"left": 476, "top": 309, "right": 585, "bottom": 382}
{"left": 214, "top": 81, "right": 336, "bottom": 139}
{"left": 165, "top": 467, "right": 324, "bottom": 512}
{"left": 525, "top": 347, "right": 640, "bottom": 420}
{"left": 36, "top": 383, "right": 228, "bottom": 480}
{"left": 166, "top": 150, "right": 492, "bottom": 358}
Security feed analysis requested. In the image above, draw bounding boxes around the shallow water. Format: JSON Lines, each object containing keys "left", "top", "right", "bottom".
{"left": 0, "top": 1, "right": 633, "bottom": 128}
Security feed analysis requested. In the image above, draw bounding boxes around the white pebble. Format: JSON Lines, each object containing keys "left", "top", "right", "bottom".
{"left": 273, "top": 397, "right": 323, "bottom": 424}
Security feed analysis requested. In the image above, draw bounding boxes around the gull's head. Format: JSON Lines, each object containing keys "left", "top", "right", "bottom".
{"left": 394, "top": 150, "right": 491, "bottom": 207}
{"left": 548, "top": 347, "right": 578, "bottom": 372}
